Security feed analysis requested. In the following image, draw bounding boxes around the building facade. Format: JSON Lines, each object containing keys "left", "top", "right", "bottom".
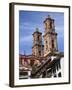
{"left": 32, "top": 28, "right": 44, "bottom": 57}
{"left": 19, "top": 15, "right": 64, "bottom": 79}
{"left": 43, "top": 15, "right": 58, "bottom": 57}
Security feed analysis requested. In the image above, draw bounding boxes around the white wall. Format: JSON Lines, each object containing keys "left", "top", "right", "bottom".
{"left": 0, "top": 0, "right": 72, "bottom": 90}
{"left": 60, "top": 57, "right": 64, "bottom": 77}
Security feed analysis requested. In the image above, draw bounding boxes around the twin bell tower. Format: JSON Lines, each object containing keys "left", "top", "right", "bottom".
{"left": 32, "top": 15, "right": 58, "bottom": 57}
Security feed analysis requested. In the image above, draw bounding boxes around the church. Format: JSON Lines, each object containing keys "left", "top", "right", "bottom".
{"left": 19, "top": 15, "right": 64, "bottom": 79}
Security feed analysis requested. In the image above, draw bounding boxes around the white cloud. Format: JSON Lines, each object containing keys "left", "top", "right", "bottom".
{"left": 20, "top": 35, "right": 33, "bottom": 43}
{"left": 56, "top": 26, "right": 64, "bottom": 32}
{"left": 19, "top": 22, "right": 36, "bottom": 30}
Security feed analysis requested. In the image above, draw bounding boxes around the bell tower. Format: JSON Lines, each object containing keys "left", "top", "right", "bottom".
{"left": 32, "top": 28, "right": 44, "bottom": 57}
{"left": 43, "top": 15, "right": 58, "bottom": 57}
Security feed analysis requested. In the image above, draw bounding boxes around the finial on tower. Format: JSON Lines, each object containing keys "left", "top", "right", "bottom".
{"left": 36, "top": 27, "right": 39, "bottom": 32}
{"left": 48, "top": 15, "right": 51, "bottom": 19}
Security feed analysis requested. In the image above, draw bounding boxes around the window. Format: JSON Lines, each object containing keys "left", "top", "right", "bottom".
{"left": 52, "top": 39, "right": 54, "bottom": 48}
{"left": 58, "top": 72, "right": 61, "bottom": 77}
{"left": 53, "top": 68, "right": 56, "bottom": 74}
{"left": 46, "top": 41, "right": 48, "bottom": 50}
{"left": 42, "top": 71, "right": 46, "bottom": 78}
{"left": 39, "top": 51, "right": 41, "bottom": 56}
{"left": 56, "top": 59, "right": 61, "bottom": 71}
{"left": 19, "top": 71, "right": 28, "bottom": 79}
{"left": 46, "top": 41, "right": 47, "bottom": 44}
{"left": 37, "top": 36, "right": 39, "bottom": 40}
{"left": 54, "top": 74, "right": 57, "bottom": 77}
{"left": 46, "top": 45, "right": 48, "bottom": 50}
{"left": 20, "top": 71, "right": 28, "bottom": 76}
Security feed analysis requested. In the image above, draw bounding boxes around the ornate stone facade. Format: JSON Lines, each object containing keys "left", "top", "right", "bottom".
{"left": 19, "top": 15, "right": 64, "bottom": 79}
{"left": 32, "top": 28, "right": 44, "bottom": 57}
{"left": 43, "top": 15, "right": 58, "bottom": 57}
{"left": 32, "top": 15, "right": 58, "bottom": 57}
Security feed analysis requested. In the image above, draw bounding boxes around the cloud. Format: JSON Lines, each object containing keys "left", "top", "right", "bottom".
{"left": 20, "top": 35, "right": 33, "bottom": 43}
{"left": 56, "top": 26, "right": 64, "bottom": 32}
{"left": 55, "top": 26, "right": 64, "bottom": 38}
{"left": 19, "top": 21, "right": 44, "bottom": 31}
{"left": 19, "top": 22, "right": 35, "bottom": 30}
{"left": 19, "top": 35, "right": 33, "bottom": 55}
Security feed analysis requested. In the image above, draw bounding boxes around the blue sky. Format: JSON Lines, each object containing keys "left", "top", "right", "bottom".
{"left": 19, "top": 10, "right": 64, "bottom": 55}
